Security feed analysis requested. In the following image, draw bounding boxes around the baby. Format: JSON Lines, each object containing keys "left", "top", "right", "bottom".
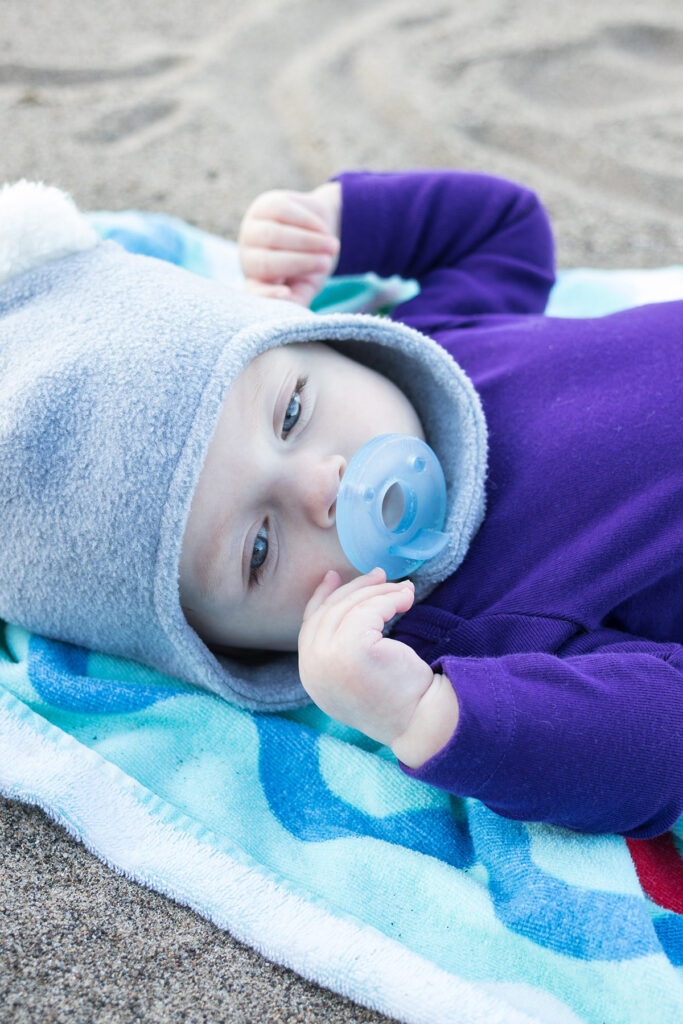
{"left": 180, "top": 181, "right": 459, "bottom": 769}
{"left": 0, "top": 171, "right": 681, "bottom": 839}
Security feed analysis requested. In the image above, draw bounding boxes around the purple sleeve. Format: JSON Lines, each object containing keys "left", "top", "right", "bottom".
{"left": 400, "top": 631, "right": 683, "bottom": 838}
{"left": 334, "top": 170, "right": 555, "bottom": 329}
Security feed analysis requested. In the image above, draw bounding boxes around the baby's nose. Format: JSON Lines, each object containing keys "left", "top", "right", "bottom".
{"left": 296, "top": 454, "right": 346, "bottom": 529}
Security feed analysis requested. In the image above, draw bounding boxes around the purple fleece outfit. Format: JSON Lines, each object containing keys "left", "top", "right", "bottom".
{"left": 334, "top": 171, "right": 683, "bottom": 838}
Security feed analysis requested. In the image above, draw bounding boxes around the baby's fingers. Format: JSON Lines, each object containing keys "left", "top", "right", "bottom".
{"left": 242, "top": 247, "right": 333, "bottom": 285}
{"left": 242, "top": 189, "right": 332, "bottom": 236}
{"left": 303, "top": 571, "right": 415, "bottom": 642}
{"left": 242, "top": 219, "right": 339, "bottom": 257}
{"left": 244, "top": 280, "right": 294, "bottom": 301}
{"left": 344, "top": 585, "right": 416, "bottom": 639}
{"left": 303, "top": 567, "right": 385, "bottom": 623}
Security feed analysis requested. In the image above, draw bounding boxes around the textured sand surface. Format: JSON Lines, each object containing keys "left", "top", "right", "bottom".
{"left": 1, "top": 1, "right": 682, "bottom": 1021}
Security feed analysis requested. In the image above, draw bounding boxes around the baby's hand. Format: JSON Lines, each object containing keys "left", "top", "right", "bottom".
{"left": 238, "top": 182, "right": 341, "bottom": 307}
{"left": 298, "top": 567, "right": 436, "bottom": 749}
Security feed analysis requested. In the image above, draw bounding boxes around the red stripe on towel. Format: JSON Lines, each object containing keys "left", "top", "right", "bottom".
{"left": 626, "top": 834, "right": 683, "bottom": 914}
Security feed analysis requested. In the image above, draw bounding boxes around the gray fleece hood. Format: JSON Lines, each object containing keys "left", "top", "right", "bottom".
{"left": 0, "top": 181, "right": 488, "bottom": 710}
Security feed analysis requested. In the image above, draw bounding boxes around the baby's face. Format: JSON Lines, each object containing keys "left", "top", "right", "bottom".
{"left": 179, "top": 341, "right": 424, "bottom": 653}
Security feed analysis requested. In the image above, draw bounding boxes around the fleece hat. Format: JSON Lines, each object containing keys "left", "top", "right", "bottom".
{"left": 0, "top": 181, "right": 488, "bottom": 710}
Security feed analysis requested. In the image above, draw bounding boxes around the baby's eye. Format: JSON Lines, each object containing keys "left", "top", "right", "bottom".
{"left": 282, "top": 393, "right": 301, "bottom": 435}
{"left": 281, "top": 375, "right": 308, "bottom": 438}
{"left": 249, "top": 522, "right": 268, "bottom": 586}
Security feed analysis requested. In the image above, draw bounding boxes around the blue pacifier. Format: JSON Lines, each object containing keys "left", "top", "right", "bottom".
{"left": 335, "top": 434, "right": 449, "bottom": 579}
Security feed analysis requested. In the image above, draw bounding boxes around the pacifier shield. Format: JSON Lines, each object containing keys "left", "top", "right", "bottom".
{"left": 336, "top": 434, "right": 449, "bottom": 579}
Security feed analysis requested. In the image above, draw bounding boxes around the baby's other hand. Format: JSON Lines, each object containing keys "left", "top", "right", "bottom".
{"left": 238, "top": 182, "right": 341, "bottom": 307}
{"left": 298, "top": 568, "right": 435, "bottom": 748}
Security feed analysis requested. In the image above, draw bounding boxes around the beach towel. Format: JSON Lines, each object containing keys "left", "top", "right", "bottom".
{"left": 1, "top": 211, "right": 681, "bottom": 1024}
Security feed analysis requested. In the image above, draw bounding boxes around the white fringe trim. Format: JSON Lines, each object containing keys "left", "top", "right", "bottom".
{"left": 0, "top": 692, "right": 560, "bottom": 1024}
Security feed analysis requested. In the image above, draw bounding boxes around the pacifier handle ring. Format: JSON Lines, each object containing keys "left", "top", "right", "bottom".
{"left": 378, "top": 478, "right": 417, "bottom": 535}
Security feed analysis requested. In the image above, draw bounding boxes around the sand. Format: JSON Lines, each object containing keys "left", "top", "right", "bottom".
{"left": 1, "top": 0, "right": 682, "bottom": 1020}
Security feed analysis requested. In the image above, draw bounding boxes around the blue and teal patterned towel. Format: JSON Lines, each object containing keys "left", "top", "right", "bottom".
{"left": 1, "top": 211, "right": 682, "bottom": 1024}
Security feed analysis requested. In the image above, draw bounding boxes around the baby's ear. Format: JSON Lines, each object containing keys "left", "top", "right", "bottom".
{"left": 0, "top": 179, "right": 99, "bottom": 286}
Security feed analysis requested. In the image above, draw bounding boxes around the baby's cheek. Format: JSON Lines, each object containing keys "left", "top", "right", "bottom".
{"left": 294, "top": 562, "right": 345, "bottom": 615}
{"left": 290, "top": 538, "right": 358, "bottom": 626}
{"left": 297, "top": 567, "right": 332, "bottom": 611}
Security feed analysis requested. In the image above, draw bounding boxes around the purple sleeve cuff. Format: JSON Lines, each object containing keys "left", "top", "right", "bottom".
{"left": 398, "top": 645, "right": 683, "bottom": 836}
{"left": 333, "top": 172, "right": 395, "bottom": 278}
{"left": 399, "top": 656, "right": 516, "bottom": 795}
